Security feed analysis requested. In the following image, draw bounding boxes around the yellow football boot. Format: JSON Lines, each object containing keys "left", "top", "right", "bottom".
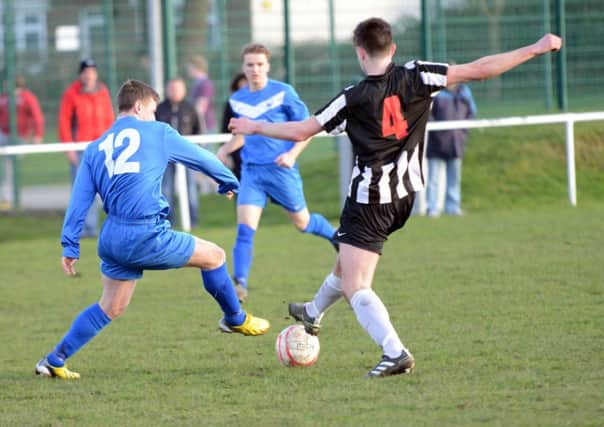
{"left": 219, "top": 313, "right": 270, "bottom": 336}
{"left": 35, "top": 358, "right": 81, "bottom": 379}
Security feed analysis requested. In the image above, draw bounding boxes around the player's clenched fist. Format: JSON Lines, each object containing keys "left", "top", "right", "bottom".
{"left": 534, "top": 33, "right": 562, "bottom": 54}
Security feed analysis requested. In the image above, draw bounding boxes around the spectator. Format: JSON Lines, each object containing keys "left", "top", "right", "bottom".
{"left": 220, "top": 72, "right": 247, "bottom": 180}
{"left": 188, "top": 54, "right": 217, "bottom": 196}
{"left": 188, "top": 54, "right": 216, "bottom": 133}
{"left": 0, "top": 75, "right": 45, "bottom": 209}
{"left": 426, "top": 82, "right": 476, "bottom": 217}
{"left": 156, "top": 77, "right": 202, "bottom": 226}
{"left": 58, "top": 58, "right": 114, "bottom": 237}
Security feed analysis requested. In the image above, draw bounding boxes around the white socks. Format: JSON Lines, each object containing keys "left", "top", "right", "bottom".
{"left": 305, "top": 273, "right": 342, "bottom": 318}
{"left": 350, "top": 288, "right": 405, "bottom": 358}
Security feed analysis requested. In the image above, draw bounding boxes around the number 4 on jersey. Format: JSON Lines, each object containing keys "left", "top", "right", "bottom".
{"left": 381, "top": 95, "right": 408, "bottom": 140}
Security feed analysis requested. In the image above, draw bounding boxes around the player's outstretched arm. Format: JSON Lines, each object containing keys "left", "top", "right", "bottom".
{"left": 229, "top": 116, "right": 322, "bottom": 142}
{"left": 448, "top": 33, "right": 562, "bottom": 86}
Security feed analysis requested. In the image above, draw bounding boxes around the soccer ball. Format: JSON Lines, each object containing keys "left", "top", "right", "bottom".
{"left": 275, "top": 324, "right": 320, "bottom": 367}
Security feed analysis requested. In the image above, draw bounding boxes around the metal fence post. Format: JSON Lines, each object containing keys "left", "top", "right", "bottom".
{"left": 543, "top": 0, "right": 553, "bottom": 110}
{"left": 565, "top": 117, "right": 577, "bottom": 206}
{"left": 3, "top": 0, "right": 19, "bottom": 209}
{"left": 556, "top": 0, "right": 568, "bottom": 110}
{"left": 283, "top": 0, "right": 294, "bottom": 85}
{"left": 102, "top": 0, "right": 118, "bottom": 97}
{"left": 175, "top": 164, "right": 192, "bottom": 232}
{"left": 148, "top": 0, "right": 165, "bottom": 96}
{"left": 421, "top": 0, "right": 433, "bottom": 60}
{"left": 162, "top": 0, "right": 178, "bottom": 80}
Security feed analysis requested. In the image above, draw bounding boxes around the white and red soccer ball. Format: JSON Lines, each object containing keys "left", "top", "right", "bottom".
{"left": 275, "top": 324, "right": 320, "bottom": 367}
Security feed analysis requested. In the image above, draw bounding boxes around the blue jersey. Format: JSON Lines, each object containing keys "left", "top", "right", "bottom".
{"left": 229, "top": 79, "right": 309, "bottom": 165}
{"left": 61, "top": 115, "right": 238, "bottom": 258}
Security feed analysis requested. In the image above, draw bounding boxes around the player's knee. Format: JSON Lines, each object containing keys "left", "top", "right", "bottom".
{"left": 101, "top": 301, "right": 129, "bottom": 319}
{"left": 293, "top": 214, "right": 310, "bottom": 232}
{"left": 294, "top": 220, "right": 307, "bottom": 232}
{"left": 205, "top": 245, "right": 227, "bottom": 269}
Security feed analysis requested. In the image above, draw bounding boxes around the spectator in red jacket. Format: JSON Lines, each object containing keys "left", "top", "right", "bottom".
{"left": 58, "top": 59, "right": 114, "bottom": 237}
{"left": 0, "top": 75, "right": 45, "bottom": 209}
{"left": 0, "top": 75, "right": 45, "bottom": 143}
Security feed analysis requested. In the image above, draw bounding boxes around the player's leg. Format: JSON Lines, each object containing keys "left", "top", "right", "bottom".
{"left": 426, "top": 157, "right": 443, "bottom": 217}
{"left": 186, "top": 169, "right": 200, "bottom": 225}
{"left": 231, "top": 166, "right": 267, "bottom": 301}
{"left": 186, "top": 236, "right": 269, "bottom": 335}
{"left": 444, "top": 157, "right": 462, "bottom": 215}
{"left": 287, "top": 207, "right": 337, "bottom": 246}
{"left": 161, "top": 163, "right": 177, "bottom": 224}
{"left": 339, "top": 244, "right": 414, "bottom": 377}
{"left": 289, "top": 256, "right": 343, "bottom": 335}
{"left": 232, "top": 204, "right": 263, "bottom": 301}
{"left": 36, "top": 276, "right": 136, "bottom": 379}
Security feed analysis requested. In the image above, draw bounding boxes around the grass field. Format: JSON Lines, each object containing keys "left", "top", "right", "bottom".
{"left": 1, "top": 123, "right": 603, "bottom": 426}
{"left": 1, "top": 204, "right": 603, "bottom": 426}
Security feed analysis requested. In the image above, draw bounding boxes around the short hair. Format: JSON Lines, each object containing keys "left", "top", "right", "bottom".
{"left": 117, "top": 79, "right": 160, "bottom": 112}
{"left": 240, "top": 43, "right": 271, "bottom": 62}
{"left": 352, "top": 17, "right": 393, "bottom": 56}
{"left": 189, "top": 54, "right": 208, "bottom": 73}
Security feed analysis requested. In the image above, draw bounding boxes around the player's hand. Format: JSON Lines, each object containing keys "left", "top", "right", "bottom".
{"left": 275, "top": 152, "right": 295, "bottom": 168}
{"left": 224, "top": 191, "right": 235, "bottom": 200}
{"left": 534, "top": 34, "right": 562, "bottom": 55}
{"left": 61, "top": 256, "right": 78, "bottom": 277}
{"left": 228, "top": 117, "right": 256, "bottom": 135}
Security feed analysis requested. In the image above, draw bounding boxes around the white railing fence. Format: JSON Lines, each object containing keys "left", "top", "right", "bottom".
{"left": 1, "top": 112, "right": 602, "bottom": 232}
{"left": 338, "top": 111, "right": 604, "bottom": 214}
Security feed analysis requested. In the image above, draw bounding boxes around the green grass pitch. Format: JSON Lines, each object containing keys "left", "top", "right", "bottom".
{"left": 1, "top": 124, "right": 603, "bottom": 426}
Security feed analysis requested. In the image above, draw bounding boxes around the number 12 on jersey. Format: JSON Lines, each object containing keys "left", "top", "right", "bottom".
{"left": 98, "top": 128, "right": 141, "bottom": 177}
{"left": 381, "top": 95, "right": 408, "bottom": 140}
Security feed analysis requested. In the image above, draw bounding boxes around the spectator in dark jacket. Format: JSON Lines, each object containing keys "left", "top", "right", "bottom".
{"left": 156, "top": 77, "right": 202, "bottom": 226}
{"left": 426, "top": 83, "right": 476, "bottom": 217}
{"left": 58, "top": 59, "right": 114, "bottom": 237}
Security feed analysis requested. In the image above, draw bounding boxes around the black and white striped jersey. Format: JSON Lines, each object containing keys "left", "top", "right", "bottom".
{"left": 315, "top": 60, "right": 448, "bottom": 204}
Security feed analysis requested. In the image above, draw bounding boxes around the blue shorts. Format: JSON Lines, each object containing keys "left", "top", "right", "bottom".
{"left": 98, "top": 215, "right": 195, "bottom": 280}
{"left": 237, "top": 163, "right": 307, "bottom": 212}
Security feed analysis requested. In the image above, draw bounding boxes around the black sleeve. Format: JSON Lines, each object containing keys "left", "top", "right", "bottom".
{"left": 221, "top": 102, "right": 234, "bottom": 133}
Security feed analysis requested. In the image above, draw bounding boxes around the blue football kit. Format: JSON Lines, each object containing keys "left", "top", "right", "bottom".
{"left": 229, "top": 79, "right": 309, "bottom": 211}
{"left": 61, "top": 115, "right": 239, "bottom": 279}
{"left": 228, "top": 79, "right": 336, "bottom": 288}
{"left": 39, "top": 114, "right": 267, "bottom": 375}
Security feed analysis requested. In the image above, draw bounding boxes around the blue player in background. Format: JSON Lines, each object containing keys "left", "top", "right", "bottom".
{"left": 35, "top": 79, "right": 270, "bottom": 379}
{"left": 217, "top": 43, "right": 337, "bottom": 303}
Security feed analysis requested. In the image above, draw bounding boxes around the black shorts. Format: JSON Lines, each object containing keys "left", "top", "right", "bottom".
{"left": 334, "top": 194, "right": 416, "bottom": 255}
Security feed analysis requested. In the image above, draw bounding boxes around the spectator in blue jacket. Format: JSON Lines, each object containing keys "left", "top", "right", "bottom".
{"left": 426, "top": 83, "right": 476, "bottom": 217}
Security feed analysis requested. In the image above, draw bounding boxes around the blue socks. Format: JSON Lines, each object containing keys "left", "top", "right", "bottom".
{"left": 233, "top": 223, "right": 255, "bottom": 287}
{"left": 47, "top": 303, "right": 111, "bottom": 367}
{"left": 303, "top": 213, "right": 335, "bottom": 240}
{"left": 202, "top": 263, "right": 245, "bottom": 326}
